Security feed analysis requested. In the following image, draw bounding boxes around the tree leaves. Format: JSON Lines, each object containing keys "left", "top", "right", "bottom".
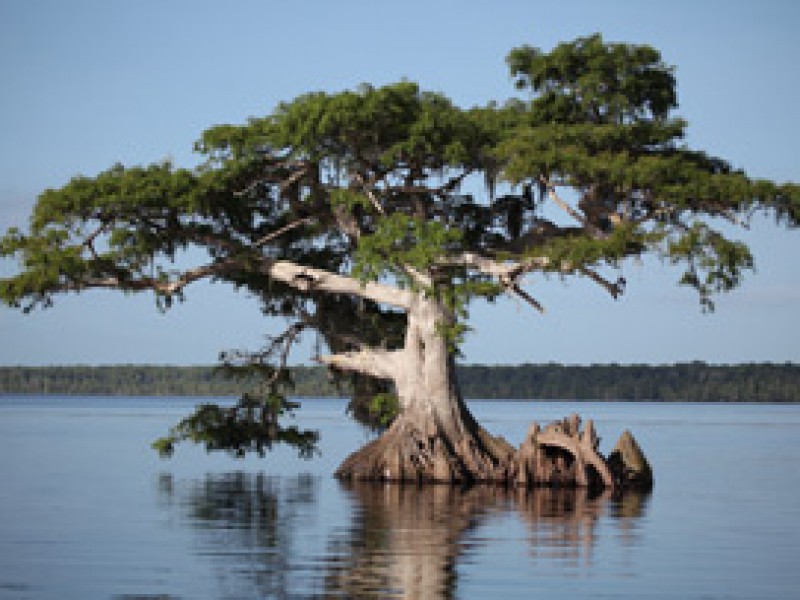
{"left": 507, "top": 33, "right": 677, "bottom": 124}
{"left": 152, "top": 392, "right": 319, "bottom": 459}
{"left": 263, "top": 81, "right": 490, "bottom": 171}
{"left": 353, "top": 213, "right": 462, "bottom": 283}
{"left": 2, "top": 34, "right": 797, "bottom": 459}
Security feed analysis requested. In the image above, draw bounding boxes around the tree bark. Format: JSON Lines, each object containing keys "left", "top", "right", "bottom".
{"left": 335, "top": 290, "right": 652, "bottom": 492}
{"left": 335, "top": 292, "right": 516, "bottom": 483}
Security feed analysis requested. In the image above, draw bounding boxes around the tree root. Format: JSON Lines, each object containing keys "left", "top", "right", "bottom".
{"left": 336, "top": 412, "right": 653, "bottom": 492}
{"left": 335, "top": 414, "right": 514, "bottom": 484}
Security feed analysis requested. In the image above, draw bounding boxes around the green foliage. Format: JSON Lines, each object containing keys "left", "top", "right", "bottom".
{"left": 366, "top": 392, "right": 400, "bottom": 428}
{"left": 152, "top": 391, "right": 319, "bottom": 459}
{"left": 329, "top": 188, "right": 371, "bottom": 212}
{"left": 262, "top": 81, "right": 492, "bottom": 170}
{"left": 507, "top": 33, "right": 677, "bottom": 124}
{"left": 2, "top": 33, "right": 798, "bottom": 459}
{"left": 496, "top": 33, "right": 798, "bottom": 312}
{"left": 353, "top": 214, "right": 462, "bottom": 283}
{"left": 666, "top": 222, "right": 754, "bottom": 311}
{"left": 532, "top": 223, "right": 648, "bottom": 272}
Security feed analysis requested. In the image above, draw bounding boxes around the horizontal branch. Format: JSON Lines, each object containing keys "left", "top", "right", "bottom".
{"left": 439, "top": 252, "right": 551, "bottom": 279}
{"left": 266, "top": 261, "right": 412, "bottom": 310}
{"left": 52, "top": 254, "right": 412, "bottom": 312}
{"left": 315, "top": 348, "right": 401, "bottom": 380}
{"left": 381, "top": 169, "right": 472, "bottom": 197}
{"left": 438, "top": 251, "right": 550, "bottom": 313}
{"left": 47, "top": 259, "right": 231, "bottom": 297}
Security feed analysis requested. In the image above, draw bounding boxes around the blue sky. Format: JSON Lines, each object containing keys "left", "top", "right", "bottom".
{"left": 1, "top": 0, "right": 798, "bottom": 366}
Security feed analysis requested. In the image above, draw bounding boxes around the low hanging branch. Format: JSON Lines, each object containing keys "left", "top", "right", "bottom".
{"left": 315, "top": 348, "right": 402, "bottom": 381}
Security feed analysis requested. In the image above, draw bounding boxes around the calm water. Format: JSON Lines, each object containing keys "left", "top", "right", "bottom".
{"left": 1, "top": 397, "right": 799, "bottom": 599}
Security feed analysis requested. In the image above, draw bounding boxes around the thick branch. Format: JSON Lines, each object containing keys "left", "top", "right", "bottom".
{"left": 316, "top": 348, "right": 401, "bottom": 380}
{"left": 265, "top": 261, "right": 412, "bottom": 310}
{"left": 53, "top": 254, "right": 412, "bottom": 312}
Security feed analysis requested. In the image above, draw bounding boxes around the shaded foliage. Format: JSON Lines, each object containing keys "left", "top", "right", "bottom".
{"left": 151, "top": 391, "right": 319, "bottom": 459}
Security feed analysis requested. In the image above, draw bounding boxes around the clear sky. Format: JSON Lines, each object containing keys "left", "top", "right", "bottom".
{"left": 1, "top": 0, "right": 798, "bottom": 366}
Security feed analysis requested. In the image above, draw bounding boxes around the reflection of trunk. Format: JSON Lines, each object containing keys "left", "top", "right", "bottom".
{"left": 326, "top": 483, "right": 502, "bottom": 599}
{"left": 335, "top": 293, "right": 515, "bottom": 484}
{"left": 326, "top": 481, "right": 652, "bottom": 598}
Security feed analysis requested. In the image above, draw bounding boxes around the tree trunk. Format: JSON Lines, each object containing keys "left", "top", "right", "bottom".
{"left": 334, "top": 292, "right": 652, "bottom": 492}
{"left": 335, "top": 293, "right": 516, "bottom": 483}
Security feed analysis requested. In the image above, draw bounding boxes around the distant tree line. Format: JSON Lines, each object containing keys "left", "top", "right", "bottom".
{"left": 0, "top": 365, "right": 341, "bottom": 398}
{"left": 1, "top": 362, "right": 798, "bottom": 402}
{"left": 456, "top": 362, "right": 800, "bottom": 402}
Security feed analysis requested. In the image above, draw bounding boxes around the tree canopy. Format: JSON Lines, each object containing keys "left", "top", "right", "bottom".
{"left": 2, "top": 34, "right": 798, "bottom": 460}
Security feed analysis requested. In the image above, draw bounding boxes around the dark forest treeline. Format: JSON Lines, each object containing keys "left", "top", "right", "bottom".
{"left": 1, "top": 362, "right": 799, "bottom": 402}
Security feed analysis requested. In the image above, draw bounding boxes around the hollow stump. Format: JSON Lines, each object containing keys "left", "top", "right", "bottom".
{"left": 515, "top": 414, "right": 653, "bottom": 492}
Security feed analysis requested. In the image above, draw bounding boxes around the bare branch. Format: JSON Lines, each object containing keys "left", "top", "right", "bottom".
{"left": 580, "top": 267, "right": 625, "bottom": 299}
{"left": 55, "top": 248, "right": 411, "bottom": 314}
{"left": 265, "top": 261, "right": 412, "bottom": 310}
{"left": 332, "top": 204, "right": 362, "bottom": 240}
{"left": 252, "top": 216, "right": 316, "bottom": 248}
{"left": 507, "top": 282, "right": 545, "bottom": 313}
{"left": 438, "top": 252, "right": 549, "bottom": 313}
{"left": 352, "top": 173, "right": 386, "bottom": 215}
{"left": 279, "top": 165, "right": 309, "bottom": 191}
{"left": 61, "top": 260, "right": 234, "bottom": 296}
{"left": 402, "top": 264, "right": 433, "bottom": 289}
{"left": 440, "top": 252, "right": 552, "bottom": 279}
{"left": 316, "top": 348, "right": 400, "bottom": 380}
{"left": 540, "top": 176, "right": 595, "bottom": 230}
{"left": 384, "top": 169, "right": 472, "bottom": 198}
{"left": 82, "top": 222, "right": 109, "bottom": 260}
{"left": 220, "top": 319, "right": 307, "bottom": 387}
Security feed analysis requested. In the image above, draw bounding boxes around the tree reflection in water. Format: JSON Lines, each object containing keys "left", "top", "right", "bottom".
{"left": 325, "top": 484, "right": 649, "bottom": 599}
{"left": 157, "top": 473, "right": 649, "bottom": 599}
{"left": 324, "top": 483, "right": 496, "bottom": 599}
{"left": 156, "top": 472, "right": 318, "bottom": 599}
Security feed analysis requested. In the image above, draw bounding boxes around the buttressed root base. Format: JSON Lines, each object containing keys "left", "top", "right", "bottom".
{"left": 336, "top": 413, "right": 653, "bottom": 492}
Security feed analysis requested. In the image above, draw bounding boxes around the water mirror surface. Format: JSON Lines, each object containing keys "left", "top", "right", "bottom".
{"left": 1, "top": 397, "right": 799, "bottom": 599}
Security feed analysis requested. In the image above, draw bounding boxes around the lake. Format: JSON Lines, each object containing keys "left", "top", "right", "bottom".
{"left": 1, "top": 397, "right": 799, "bottom": 599}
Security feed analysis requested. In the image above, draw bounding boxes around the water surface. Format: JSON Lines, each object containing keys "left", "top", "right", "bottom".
{"left": 1, "top": 397, "right": 798, "bottom": 598}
